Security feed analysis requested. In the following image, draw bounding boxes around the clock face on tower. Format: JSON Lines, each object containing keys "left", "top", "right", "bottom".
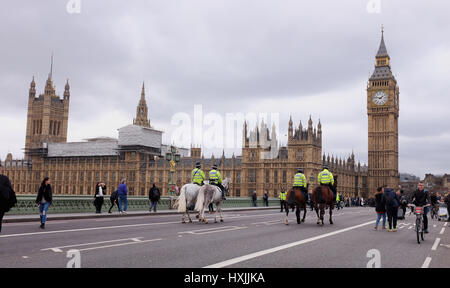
{"left": 372, "top": 91, "right": 387, "bottom": 106}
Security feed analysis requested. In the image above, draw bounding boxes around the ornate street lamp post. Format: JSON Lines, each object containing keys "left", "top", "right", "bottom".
{"left": 165, "top": 145, "right": 180, "bottom": 197}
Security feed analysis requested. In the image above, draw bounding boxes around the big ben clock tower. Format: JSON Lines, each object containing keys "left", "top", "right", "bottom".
{"left": 367, "top": 28, "right": 399, "bottom": 194}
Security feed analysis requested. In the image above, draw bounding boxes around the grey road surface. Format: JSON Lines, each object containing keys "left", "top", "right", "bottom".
{"left": 0, "top": 207, "right": 449, "bottom": 268}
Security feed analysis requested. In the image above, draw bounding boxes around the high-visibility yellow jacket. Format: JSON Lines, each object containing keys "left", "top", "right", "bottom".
{"left": 279, "top": 191, "right": 287, "bottom": 201}
{"left": 209, "top": 169, "right": 222, "bottom": 184}
{"left": 318, "top": 169, "right": 334, "bottom": 185}
{"left": 293, "top": 173, "right": 307, "bottom": 188}
{"left": 192, "top": 168, "right": 205, "bottom": 185}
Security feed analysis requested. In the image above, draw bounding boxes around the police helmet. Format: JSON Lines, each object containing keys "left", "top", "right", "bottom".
{"left": 297, "top": 168, "right": 303, "bottom": 173}
{"left": 195, "top": 162, "right": 201, "bottom": 168}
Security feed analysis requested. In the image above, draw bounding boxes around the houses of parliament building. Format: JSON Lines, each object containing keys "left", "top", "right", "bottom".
{"left": 2, "top": 31, "right": 400, "bottom": 199}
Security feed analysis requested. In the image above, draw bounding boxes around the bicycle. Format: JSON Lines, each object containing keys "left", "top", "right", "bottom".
{"left": 409, "top": 204, "right": 430, "bottom": 244}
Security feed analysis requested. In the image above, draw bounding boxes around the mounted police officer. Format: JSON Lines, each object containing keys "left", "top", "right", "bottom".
{"left": 293, "top": 168, "right": 308, "bottom": 202}
{"left": 192, "top": 162, "right": 205, "bottom": 186}
{"left": 318, "top": 165, "right": 335, "bottom": 199}
{"left": 209, "top": 164, "right": 226, "bottom": 200}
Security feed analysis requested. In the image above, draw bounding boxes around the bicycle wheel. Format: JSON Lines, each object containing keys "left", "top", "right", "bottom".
{"left": 416, "top": 218, "right": 421, "bottom": 244}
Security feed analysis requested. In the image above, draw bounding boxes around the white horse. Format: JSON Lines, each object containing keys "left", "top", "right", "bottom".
{"left": 195, "top": 178, "right": 230, "bottom": 224}
{"left": 173, "top": 183, "right": 202, "bottom": 223}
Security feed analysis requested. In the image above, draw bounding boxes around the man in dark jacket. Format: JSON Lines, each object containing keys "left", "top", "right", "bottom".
{"left": 411, "top": 181, "right": 431, "bottom": 233}
{"left": 0, "top": 163, "right": 17, "bottom": 233}
{"left": 149, "top": 184, "right": 161, "bottom": 212}
{"left": 384, "top": 186, "right": 400, "bottom": 232}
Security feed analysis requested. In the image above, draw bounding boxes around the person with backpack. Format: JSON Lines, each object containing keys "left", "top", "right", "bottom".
{"left": 374, "top": 187, "right": 386, "bottom": 230}
{"left": 108, "top": 189, "right": 119, "bottom": 214}
{"left": 384, "top": 186, "right": 400, "bottom": 232}
{"left": 149, "top": 184, "right": 161, "bottom": 213}
{"left": 0, "top": 163, "right": 17, "bottom": 233}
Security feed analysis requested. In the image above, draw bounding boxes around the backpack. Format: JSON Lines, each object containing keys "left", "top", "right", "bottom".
{"left": 384, "top": 189, "right": 398, "bottom": 208}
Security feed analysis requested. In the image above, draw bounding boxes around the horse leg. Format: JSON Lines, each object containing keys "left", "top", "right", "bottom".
{"left": 302, "top": 204, "right": 307, "bottom": 223}
{"left": 218, "top": 202, "right": 224, "bottom": 222}
{"left": 182, "top": 212, "right": 186, "bottom": 224}
{"left": 214, "top": 203, "right": 218, "bottom": 223}
{"left": 296, "top": 205, "right": 301, "bottom": 224}
{"left": 329, "top": 202, "right": 334, "bottom": 225}
{"left": 285, "top": 202, "right": 289, "bottom": 225}
{"left": 320, "top": 204, "right": 325, "bottom": 226}
{"left": 203, "top": 205, "right": 208, "bottom": 224}
{"left": 315, "top": 203, "right": 321, "bottom": 225}
{"left": 187, "top": 210, "right": 192, "bottom": 223}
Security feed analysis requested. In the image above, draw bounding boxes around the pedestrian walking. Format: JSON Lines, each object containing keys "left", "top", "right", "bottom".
{"left": 252, "top": 191, "right": 257, "bottom": 207}
{"left": 279, "top": 189, "right": 287, "bottom": 212}
{"left": 444, "top": 193, "right": 450, "bottom": 222}
{"left": 263, "top": 191, "right": 269, "bottom": 207}
{"left": 94, "top": 182, "right": 106, "bottom": 214}
{"left": 36, "top": 177, "right": 53, "bottom": 229}
{"left": 0, "top": 163, "right": 17, "bottom": 233}
{"left": 208, "top": 203, "right": 214, "bottom": 213}
{"left": 108, "top": 189, "right": 119, "bottom": 213}
{"left": 149, "top": 184, "right": 160, "bottom": 213}
{"left": 118, "top": 179, "right": 128, "bottom": 214}
{"left": 374, "top": 187, "right": 386, "bottom": 230}
{"left": 384, "top": 186, "right": 400, "bottom": 232}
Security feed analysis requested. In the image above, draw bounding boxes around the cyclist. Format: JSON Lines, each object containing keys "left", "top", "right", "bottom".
{"left": 411, "top": 181, "right": 431, "bottom": 233}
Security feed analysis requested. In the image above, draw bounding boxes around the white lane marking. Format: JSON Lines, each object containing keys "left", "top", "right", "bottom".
{"left": 0, "top": 222, "right": 179, "bottom": 239}
{"left": 22, "top": 256, "right": 29, "bottom": 259}
{"left": 204, "top": 220, "right": 376, "bottom": 268}
{"left": 0, "top": 212, "right": 281, "bottom": 239}
{"left": 421, "top": 257, "right": 432, "bottom": 268}
{"left": 431, "top": 238, "right": 440, "bottom": 251}
{"left": 178, "top": 226, "right": 247, "bottom": 235}
{"left": 41, "top": 237, "right": 144, "bottom": 251}
{"left": 444, "top": 222, "right": 448, "bottom": 227}
{"left": 251, "top": 220, "right": 283, "bottom": 225}
{"left": 408, "top": 226, "right": 414, "bottom": 230}
{"left": 77, "top": 238, "right": 162, "bottom": 252}
{"left": 433, "top": 225, "right": 437, "bottom": 228}
{"left": 440, "top": 228, "right": 445, "bottom": 235}
{"left": 50, "top": 248, "right": 63, "bottom": 253}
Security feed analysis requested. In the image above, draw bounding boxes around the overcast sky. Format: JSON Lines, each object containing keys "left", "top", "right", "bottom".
{"left": 1, "top": 0, "right": 449, "bottom": 178}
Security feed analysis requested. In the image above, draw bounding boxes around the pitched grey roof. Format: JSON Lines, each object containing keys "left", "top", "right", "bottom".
{"left": 370, "top": 66, "right": 394, "bottom": 80}
{"left": 47, "top": 141, "right": 119, "bottom": 157}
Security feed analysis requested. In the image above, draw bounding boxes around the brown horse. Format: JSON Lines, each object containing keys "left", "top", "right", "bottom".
{"left": 284, "top": 187, "right": 307, "bottom": 225}
{"left": 312, "top": 185, "right": 334, "bottom": 226}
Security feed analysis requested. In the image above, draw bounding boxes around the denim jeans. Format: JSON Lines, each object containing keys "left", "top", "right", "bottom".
{"left": 39, "top": 202, "right": 51, "bottom": 223}
{"left": 149, "top": 200, "right": 158, "bottom": 212}
{"left": 118, "top": 195, "right": 128, "bottom": 212}
{"left": 375, "top": 212, "right": 386, "bottom": 228}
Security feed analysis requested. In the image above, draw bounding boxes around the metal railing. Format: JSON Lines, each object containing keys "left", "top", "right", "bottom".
{"left": 7, "top": 195, "right": 280, "bottom": 215}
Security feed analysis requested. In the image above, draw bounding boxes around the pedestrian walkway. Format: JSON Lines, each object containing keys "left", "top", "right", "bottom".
{"left": 3, "top": 206, "right": 278, "bottom": 223}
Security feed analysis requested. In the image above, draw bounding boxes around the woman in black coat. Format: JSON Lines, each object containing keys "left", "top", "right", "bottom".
{"left": 94, "top": 182, "right": 106, "bottom": 213}
{"left": 36, "top": 177, "right": 53, "bottom": 229}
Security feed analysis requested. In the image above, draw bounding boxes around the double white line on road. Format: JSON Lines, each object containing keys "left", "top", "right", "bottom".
{"left": 42, "top": 237, "right": 162, "bottom": 253}
{"left": 204, "top": 220, "right": 376, "bottom": 268}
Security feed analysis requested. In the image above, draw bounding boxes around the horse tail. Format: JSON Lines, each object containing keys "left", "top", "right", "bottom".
{"left": 194, "top": 186, "right": 205, "bottom": 212}
{"left": 177, "top": 185, "right": 187, "bottom": 213}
